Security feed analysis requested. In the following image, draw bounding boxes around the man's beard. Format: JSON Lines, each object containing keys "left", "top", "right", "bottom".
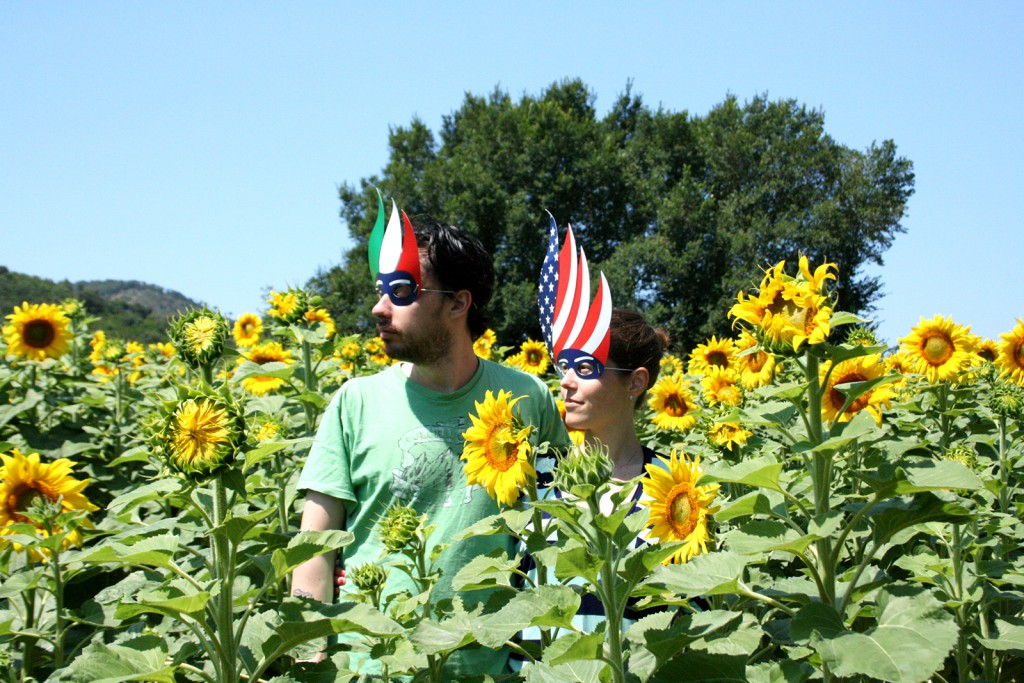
{"left": 382, "top": 322, "right": 453, "bottom": 365}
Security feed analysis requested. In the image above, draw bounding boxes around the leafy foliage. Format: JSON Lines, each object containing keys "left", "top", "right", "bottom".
{"left": 312, "top": 80, "right": 914, "bottom": 350}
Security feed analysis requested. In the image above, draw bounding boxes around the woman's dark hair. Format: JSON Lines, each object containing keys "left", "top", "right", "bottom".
{"left": 414, "top": 219, "right": 494, "bottom": 339}
{"left": 608, "top": 308, "right": 669, "bottom": 403}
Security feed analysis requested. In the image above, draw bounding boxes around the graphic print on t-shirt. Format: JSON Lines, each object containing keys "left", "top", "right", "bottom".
{"left": 390, "top": 417, "right": 477, "bottom": 507}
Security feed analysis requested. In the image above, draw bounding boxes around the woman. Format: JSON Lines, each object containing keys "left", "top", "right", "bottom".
{"left": 559, "top": 308, "right": 668, "bottom": 481}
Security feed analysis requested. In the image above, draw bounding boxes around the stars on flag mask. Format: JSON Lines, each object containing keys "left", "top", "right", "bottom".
{"left": 367, "top": 190, "right": 422, "bottom": 306}
{"left": 538, "top": 212, "right": 614, "bottom": 379}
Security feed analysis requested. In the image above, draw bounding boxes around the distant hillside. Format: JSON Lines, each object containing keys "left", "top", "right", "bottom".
{"left": 0, "top": 266, "right": 205, "bottom": 343}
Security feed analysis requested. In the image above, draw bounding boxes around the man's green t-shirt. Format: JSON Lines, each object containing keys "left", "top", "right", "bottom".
{"left": 297, "top": 358, "right": 568, "bottom": 676}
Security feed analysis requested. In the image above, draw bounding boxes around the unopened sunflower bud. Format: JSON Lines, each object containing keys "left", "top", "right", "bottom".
{"left": 377, "top": 504, "right": 422, "bottom": 553}
{"left": 845, "top": 327, "right": 879, "bottom": 347}
{"left": 552, "top": 442, "right": 613, "bottom": 498}
{"left": 350, "top": 562, "right": 389, "bottom": 594}
{"left": 169, "top": 308, "right": 228, "bottom": 369}
{"left": 942, "top": 444, "right": 977, "bottom": 470}
{"left": 990, "top": 381, "right": 1024, "bottom": 420}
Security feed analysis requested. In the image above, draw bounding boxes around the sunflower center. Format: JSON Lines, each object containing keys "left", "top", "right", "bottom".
{"left": 23, "top": 320, "right": 57, "bottom": 349}
{"left": 484, "top": 425, "right": 518, "bottom": 472}
{"left": 706, "top": 351, "right": 729, "bottom": 367}
{"left": 830, "top": 372, "right": 869, "bottom": 412}
{"left": 921, "top": 333, "right": 954, "bottom": 366}
{"left": 525, "top": 349, "right": 544, "bottom": 365}
{"left": 666, "top": 483, "right": 698, "bottom": 537}
{"left": 663, "top": 393, "right": 689, "bottom": 417}
{"left": 745, "top": 351, "right": 767, "bottom": 373}
{"left": 1014, "top": 340, "right": 1024, "bottom": 369}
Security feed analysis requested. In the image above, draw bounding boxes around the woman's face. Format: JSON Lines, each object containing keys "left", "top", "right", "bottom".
{"left": 559, "top": 357, "right": 640, "bottom": 435}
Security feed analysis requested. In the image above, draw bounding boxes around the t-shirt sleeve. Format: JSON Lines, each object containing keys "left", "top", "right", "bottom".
{"left": 296, "top": 387, "right": 356, "bottom": 503}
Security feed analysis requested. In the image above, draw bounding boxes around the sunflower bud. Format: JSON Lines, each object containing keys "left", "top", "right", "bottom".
{"left": 350, "top": 562, "right": 389, "bottom": 594}
{"left": 989, "top": 381, "right": 1024, "bottom": 420}
{"left": 845, "top": 327, "right": 879, "bottom": 347}
{"left": 157, "top": 391, "right": 245, "bottom": 480}
{"left": 169, "top": 308, "right": 228, "bottom": 369}
{"left": 942, "top": 444, "right": 977, "bottom": 470}
{"left": 377, "top": 504, "right": 422, "bottom": 553}
{"left": 266, "top": 289, "right": 308, "bottom": 325}
{"left": 552, "top": 442, "right": 613, "bottom": 499}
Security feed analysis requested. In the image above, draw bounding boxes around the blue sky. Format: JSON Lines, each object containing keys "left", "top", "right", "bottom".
{"left": 3, "top": 2, "right": 1021, "bottom": 348}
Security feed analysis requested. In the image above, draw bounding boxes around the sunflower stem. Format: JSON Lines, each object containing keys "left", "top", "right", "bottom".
{"left": 301, "top": 339, "right": 317, "bottom": 434}
{"left": 803, "top": 354, "right": 836, "bottom": 608}
{"left": 997, "top": 414, "right": 1009, "bottom": 515}
{"left": 210, "top": 473, "right": 237, "bottom": 682}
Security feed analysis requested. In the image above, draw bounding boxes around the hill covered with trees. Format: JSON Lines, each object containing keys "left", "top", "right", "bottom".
{"left": 0, "top": 266, "right": 204, "bottom": 342}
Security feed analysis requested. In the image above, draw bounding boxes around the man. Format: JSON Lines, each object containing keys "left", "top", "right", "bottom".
{"left": 292, "top": 204, "right": 568, "bottom": 676}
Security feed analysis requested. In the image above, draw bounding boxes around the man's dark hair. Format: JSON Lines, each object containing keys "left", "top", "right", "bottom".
{"left": 414, "top": 219, "right": 494, "bottom": 339}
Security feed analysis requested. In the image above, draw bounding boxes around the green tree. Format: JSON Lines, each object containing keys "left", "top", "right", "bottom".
{"left": 311, "top": 80, "right": 914, "bottom": 352}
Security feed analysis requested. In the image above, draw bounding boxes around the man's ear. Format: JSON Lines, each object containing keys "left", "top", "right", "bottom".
{"left": 449, "top": 290, "right": 472, "bottom": 318}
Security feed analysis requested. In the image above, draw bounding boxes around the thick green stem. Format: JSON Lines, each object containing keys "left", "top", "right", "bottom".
{"left": 588, "top": 498, "right": 625, "bottom": 683}
{"left": 50, "top": 545, "right": 66, "bottom": 669}
{"left": 211, "top": 474, "right": 236, "bottom": 682}
{"left": 301, "top": 340, "right": 317, "bottom": 434}
{"left": 804, "top": 355, "right": 836, "bottom": 606}
{"left": 997, "top": 414, "right": 1009, "bottom": 514}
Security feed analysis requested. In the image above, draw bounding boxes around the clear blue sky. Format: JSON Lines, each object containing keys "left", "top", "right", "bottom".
{"left": 3, "top": 2, "right": 1021, "bottom": 348}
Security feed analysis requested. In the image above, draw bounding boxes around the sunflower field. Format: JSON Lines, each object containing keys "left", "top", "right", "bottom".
{"left": 1, "top": 256, "right": 1023, "bottom": 683}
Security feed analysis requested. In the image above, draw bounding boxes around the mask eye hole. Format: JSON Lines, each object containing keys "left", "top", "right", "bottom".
{"left": 576, "top": 361, "right": 596, "bottom": 377}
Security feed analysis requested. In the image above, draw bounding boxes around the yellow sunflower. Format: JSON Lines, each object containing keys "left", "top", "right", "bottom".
{"left": 514, "top": 339, "right": 550, "bottom": 376}
{"left": 304, "top": 308, "right": 336, "bottom": 337}
{"left": 266, "top": 289, "right": 305, "bottom": 323}
{"left": 687, "top": 336, "right": 738, "bottom": 376}
{"left": 162, "top": 397, "right": 241, "bottom": 477}
{"left": 461, "top": 390, "right": 536, "bottom": 506}
{"left": 659, "top": 354, "right": 685, "bottom": 379}
{"left": 474, "top": 329, "right": 497, "bottom": 360}
{"left": 707, "top": 421, "right": 753, "bottom": 452}
{"left": 340, "top": 341, "right": 362, "bottom": 360}
{"left": 232, "top": 312, "right": 263, "bottom": 348}
{"left": 996, "top": 319, "right": 1024, "bottom": 386}
{"left": 820, "top": 353, "right": 895, "bottom": 425}
{"left": 148, "top": 341, "right": 176, "bottom": 360}
{"left": 88, "top": 330, "right": 106, "bottom": 363}
{"left": 0, "top": 448, "right": 98, "bottom": 557}
{"left": 976, "top": 338, "right": 999, "bottom": 363}
{"left": 899, "top": 315, "right": 978, "bottom": 383}
{"left": 701, "top": 367, "right": 744, "bottom": 407}
{"left": 735, "top": 331, "right": 777, "bottom": 389}
{"left": 761, "top": 286, "right": 832, "bottom": 352}
{"left": 364, "top": 337, "right": 384, "bottom": 355}
{"left": 641, "top": 450, "right": 720, "bottom": 564}
{"left": 648, "top": 376, "right": 701, "bottom": 433}
{"left": 2, "top": 302, "right": 73, "bottom": 361}
{"left": 237, "top": 341, "right": 293, "bottom": 395}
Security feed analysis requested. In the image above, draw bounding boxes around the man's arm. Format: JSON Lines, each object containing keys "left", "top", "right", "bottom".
{"left": 291, "top": 490, "right": 346, "bottom": 602}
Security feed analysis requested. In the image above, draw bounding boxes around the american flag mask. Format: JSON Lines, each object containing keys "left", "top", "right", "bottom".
{"left": 538, "top": 213, "right": 613, "bottom": 379}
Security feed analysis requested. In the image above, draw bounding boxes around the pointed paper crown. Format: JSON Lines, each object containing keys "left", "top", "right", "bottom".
{"left": 538, "top": 212, "right": 613, "bottom": 373}
{"left": 367, "top": 189, "right": 421, "bottom": 287}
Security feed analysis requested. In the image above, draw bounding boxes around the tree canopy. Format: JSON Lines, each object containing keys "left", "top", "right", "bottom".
{"left": 310, "top": 79, "right": 914, "bottom": 352}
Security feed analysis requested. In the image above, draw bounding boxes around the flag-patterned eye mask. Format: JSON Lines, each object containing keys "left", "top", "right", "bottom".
{"left": 538, "top": 213, "right": 614, "bottom": 379}
{"left": 367, "top": 191, "right": 422, "bottom": 306}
